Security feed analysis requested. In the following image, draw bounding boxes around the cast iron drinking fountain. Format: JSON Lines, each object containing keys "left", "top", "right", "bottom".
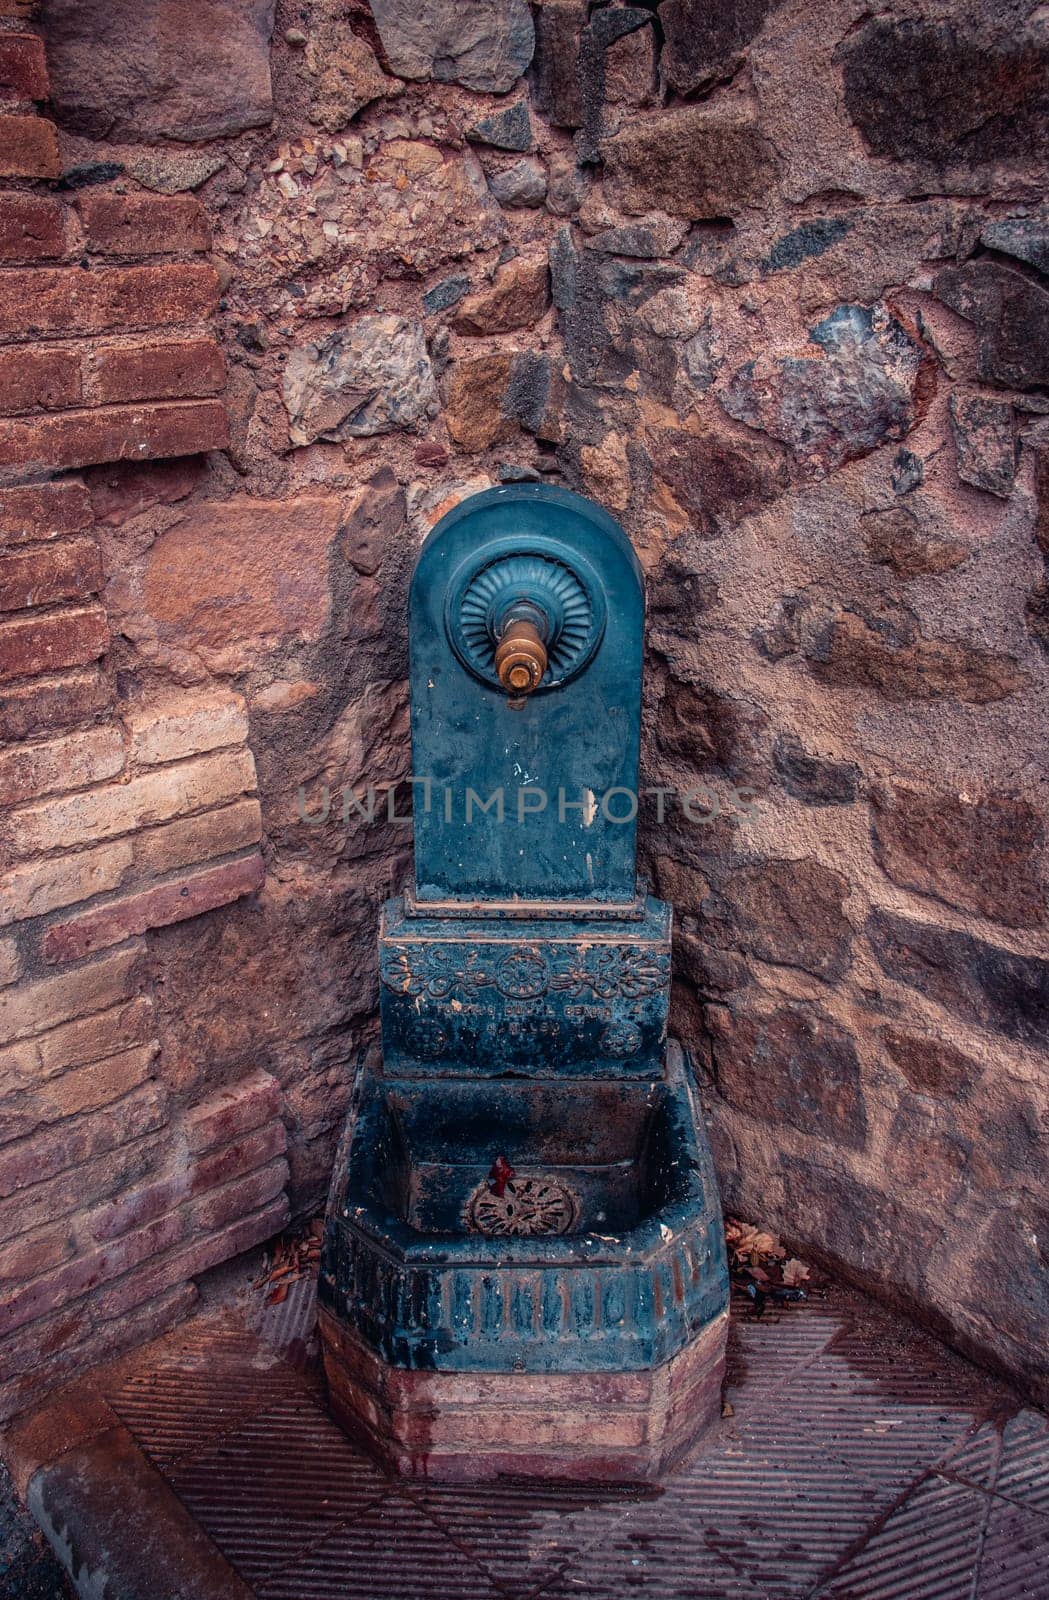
{"left": 319, "top": 483, "right": 730, "bottom": 1480}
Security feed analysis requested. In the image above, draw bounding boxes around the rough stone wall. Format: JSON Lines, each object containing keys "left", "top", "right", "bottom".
{"left": 0, "top": 0, "right": 1046, "bottom": 1413}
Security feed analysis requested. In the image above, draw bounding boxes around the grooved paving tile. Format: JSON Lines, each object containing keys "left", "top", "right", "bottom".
{"left": 408, "top": 1478, "right": 645, "bottom": 1595}
{"left": 941, "top": 1421, "right": 1004, "bottom": 1491}
{"left": 819, "top": 1475, "right": 990, "bottom": 1600}
{"left": 991, "top": 1411, "right": 1049, "bottom": 1518}
{"left": 724, "top": 1304, "right": 841, "bottom": 1404}
{"left": 39, "top": 1284, "right": 1046, "bottom": 1600}
{"left": 977, "top": 1494, "right": 1049, "bottom": 1599}
{"left": 165, "top": 1392, "right": 390, "bottom": 1584}
{"left": 108, "top": 1357, "right": 304, "bottom": 1470}
{"left": 738, "top": 1353, "right": 977, "bottom": 1495}
{"left": 534, "top": 1501, "right": 768, "bottom": 1599}
{"left": 660, "top": 1435, "right": 885, "bottom": 1596}
{"left": 253, "top": 1495, "right": 508, "bottom": 1600}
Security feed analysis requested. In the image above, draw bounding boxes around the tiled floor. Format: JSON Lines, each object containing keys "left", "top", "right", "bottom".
{"left": 69, "top": 1271, "right": 1048, "bottom": 1600}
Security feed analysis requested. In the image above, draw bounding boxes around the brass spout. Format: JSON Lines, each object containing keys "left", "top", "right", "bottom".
{"left": 495, "top": 618, "right": 548, "bottom": 695}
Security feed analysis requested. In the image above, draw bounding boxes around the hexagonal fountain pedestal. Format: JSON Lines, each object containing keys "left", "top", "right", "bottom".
{"left": 319, "top": 485, "right": 730, "bottom": 1480}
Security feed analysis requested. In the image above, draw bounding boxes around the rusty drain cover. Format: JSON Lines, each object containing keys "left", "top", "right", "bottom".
{"left": 465, "top": 1174, "right": 580, "bottom": 1237}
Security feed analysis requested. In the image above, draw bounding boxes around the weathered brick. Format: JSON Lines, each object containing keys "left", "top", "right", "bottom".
{"left": 189, "top": 1157, "right": 288, "bottom": 1233}
{"left": 134, "top": 797, "right": 262, "bottom": 877}
{"left": 86, "top": 337, "right": 225, "bottom": 406}
{"left": 0, "top": 1208, "right": 185, "bottom": 1338}
{"left": 0, "top": 263, "right": 219, "bottom": 339}
{"left": 0, "top": 722, "right": 122, "bottom": 802}
{"left": 0, "top": 666, "right": 111, "bottom": 741}
{"left": 0, "top": 1282, "right": 194, "bottom": 1423}
{"left": 0, "top": 398, "right": 229, "bottom": 472}
{"left": 0, "top": 1042, "right": 155, "bottom": 1145}
{"left": 44, "top": 851, "right": 265, "bottom": 962}
{"left": 0, "top": 34, "right": 48, "bottom": 100}
{"left": 125, "top": 688, "right": 247, "bottom": 767}
{"left": 189, "top": 1119, "right": 286, "bottom": 1197}
{"left": 0, "top": 535, "right": 102, "bottom": 613}
{"left": 0, "top": 479, "right": 91, "bottom": 543}
{"left": 77, "top": 194, "right": 211, "bottom": 258}
{"left": 0, "top": 3, "right": 39, "bottom": 20}
{"left": 0, "top": 1080, "right": 166, "bottom": 1197}
{"left": 0, "top": 938, "right": 18, "bottom": 989}
{"left": 0, "top": 1129, "right": 165, "bottom": 1245}
{"left": 11, "top": 745, "right": 256, "bottom": 854}
{"left": 0, "top": 996, "right": 155, "bottom": 1093}
{"left": 0, "top": 838, "right": 132, "bottom": 926}
{"left": 0, "top": 113, "right": 59, "bottom": 177}
{"left": 0, "top": 194, "right": 68, "bottom": 263}
{"left": 85, "top": 1172, "right": 185, "bottom": 1245}
{"left": 186, "top": 1069, "right": 283, "bottom": 1154}
{"left": 0, "top": 1222, "right": 73, "bottom": 1287}
{"left": 0, "top": 943, "right": 141, "bottom": 1046}
{"left": 0, "top": 601, "right": 108, "bottom": 681}
{"left": 0, "top": 344, "right": 80, "bottom": 413}
{"left": 93, "top": 1197, "right": 288, "bottom": 1324}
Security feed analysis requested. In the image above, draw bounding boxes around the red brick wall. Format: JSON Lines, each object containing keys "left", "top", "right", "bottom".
{"left": 0, "top": 7, "right": 285, "bottom": 1420}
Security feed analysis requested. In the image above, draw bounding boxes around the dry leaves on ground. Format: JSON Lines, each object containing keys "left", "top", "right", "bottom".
{"left": 725, "top": 1215, "right": 811, "bottom": 1312}
{"left": 258, "top": 1217, "right": 323, "bottom": 1304}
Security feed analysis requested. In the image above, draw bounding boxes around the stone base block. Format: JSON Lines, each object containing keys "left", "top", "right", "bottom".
{"left": 319, "top": 1306, "right": 728, "bottom": 1482}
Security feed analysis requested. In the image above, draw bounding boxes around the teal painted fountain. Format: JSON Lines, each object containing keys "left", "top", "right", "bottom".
{"left": 320, "top": 484, "right": 730, "bottom": 1480}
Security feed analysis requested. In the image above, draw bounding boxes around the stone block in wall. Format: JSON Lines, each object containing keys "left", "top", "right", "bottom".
{"left": 868, "top": 910, "right": 1049, "bottom": 1051}
{"left": 0, "top": 194, "right": 69, "bottom": 263}
{"left": 139, "top": 496, "right": 345, "bottom": 670}
{"left": 659, "top": 0, "right": 778, "bottom": 96}
{"left": 368, "top": 0, "right": 534, "bottom": 93}
{"left": 0, "top": 537, "right": 102, "bottom": 613}
{"left": 0, "top": 601, "right": 109, "bottom": 681}
{"left": 602, "top": 103, "right": 777, "bottom": 220}
{"left": 840, "top": 14, "right": 1049, "bottom": 166}
{"left": 43, "top": 0, "right": 276, "bottom": 142}
{"left": 451, "top": 257, "right": 550, "bottom": 336}
{"left": 0, "top": 113, "right": 58, "bottom": 178}
{"left": 708, "top": 999, "right": 867, "bottom": 1152}
{"left": 948, "top": 393, "right": 1016, "bottom": 499}
{"left": 9, "top": 746, "right": 257, "bottom": 854}
{"left": 934, "top": 261, "right": 1049, "bottom": 393}
{"left": 42, "top": 852, "right": 265, "bottom": 962}
{"left": 0, "top": 399, "right": 229, "bottom": 473}
{"left": 872, "top": 783, "right": 1046, "bottom": 931}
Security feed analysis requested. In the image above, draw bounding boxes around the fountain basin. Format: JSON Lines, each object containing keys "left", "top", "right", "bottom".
{"left": 319, "top": 1043, "right": 728, "bottom": 1479}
